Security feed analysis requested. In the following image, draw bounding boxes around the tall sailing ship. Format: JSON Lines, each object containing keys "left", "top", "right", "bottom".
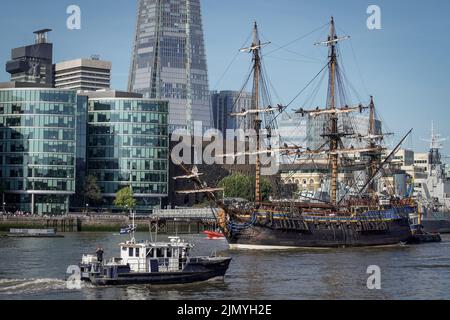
{"left": 177, "top": 18, "right": 415, "bottom": 249}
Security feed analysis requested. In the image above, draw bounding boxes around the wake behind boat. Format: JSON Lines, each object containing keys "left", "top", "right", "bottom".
{"left": 5, "top": 228, "right": 64, "bottom": 238}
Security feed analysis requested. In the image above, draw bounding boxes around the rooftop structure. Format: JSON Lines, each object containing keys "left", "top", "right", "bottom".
{"left": 5, "top": 29, "right": 54, "bottom": 86}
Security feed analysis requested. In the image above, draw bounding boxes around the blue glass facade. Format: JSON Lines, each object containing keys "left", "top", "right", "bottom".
{"left": 71, "top": 95, "right": 88, "bottom": 210}
{"left": 87, "top": 98, "right": 169, "bottom": 213}
{"left": 0, "top": 89, "right": 77, "bottom": 215}
{"left": 128, "top": 0, "right": 213, "bottom": 132}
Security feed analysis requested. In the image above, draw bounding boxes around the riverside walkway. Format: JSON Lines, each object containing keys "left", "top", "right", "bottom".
{"left": 0, "top": 208, "right": 220, "bottom": 234}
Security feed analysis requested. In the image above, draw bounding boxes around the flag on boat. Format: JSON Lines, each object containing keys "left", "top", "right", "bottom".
{"left": 203, "top": 230, "right": 225, "bottom": 239}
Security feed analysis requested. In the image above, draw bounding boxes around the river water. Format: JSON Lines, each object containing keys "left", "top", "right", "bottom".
{"left": 1, "top": 232, "right": 450, "bottom": 300}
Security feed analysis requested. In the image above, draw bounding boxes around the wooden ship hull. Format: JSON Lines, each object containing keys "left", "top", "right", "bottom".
{"left": 224, "top": 206, "right": 414, "bottom": 249}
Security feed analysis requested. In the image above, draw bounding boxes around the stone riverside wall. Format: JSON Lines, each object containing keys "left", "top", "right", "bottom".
{"left": 0, "top": 215, "right": 216, "bottom": 234}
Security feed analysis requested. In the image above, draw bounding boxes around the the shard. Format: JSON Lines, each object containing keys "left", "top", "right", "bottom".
{"left": 128, "top": 0, "right": 213, "bottom": 132}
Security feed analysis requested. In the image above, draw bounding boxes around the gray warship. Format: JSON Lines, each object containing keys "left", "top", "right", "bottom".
{"left": 414, "top": 124, "right": 450, "bottom": 233}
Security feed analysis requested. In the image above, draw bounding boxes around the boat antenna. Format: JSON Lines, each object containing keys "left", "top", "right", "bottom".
{"left": 148, "top": 220, "right": 153, "bottom": 243}
{"left": 155, "top": 216, "right": 158, "bottom": 243}
{"left": 130, "top": 206, "right": 136, "bottom": 244}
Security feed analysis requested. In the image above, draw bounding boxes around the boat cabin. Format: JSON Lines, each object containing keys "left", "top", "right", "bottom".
{"left": 117, "top": 237, "right": 194, "bottom": 273}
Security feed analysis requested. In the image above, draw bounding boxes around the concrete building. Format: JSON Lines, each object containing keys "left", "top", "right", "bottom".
{"left": 0, "top": 82, "right": 77, "bottom": 215}
{"left": 414, "top": 152, "right": 429, "bottom": 172}
{"left": 128, "top": 0, "right": 213, "bottom": 132}
{"left": 394, "top": 149, "right": 415, "bottom": 166}
{"left": 54, "top": 58, "right": 112, "bottom": 91}
{"left": 279, "top": 162, "right": 358, "bottom": 200}
{"left": 384, "top": 149, "right": 415, "bottom": 167}
{"left": 280, "top": 170, "right": 324, "bottom": 194}
{"left": 5, "top": 29, "right": 54, "bottom": 86}
{"left": 82, "top": 90, "right": 169, "bottom": 213}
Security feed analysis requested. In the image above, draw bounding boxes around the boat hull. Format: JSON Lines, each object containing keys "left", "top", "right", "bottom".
{"left": 87, "top": 257, "right": 232, "bottom": 286}
{"left": 226, "top": 209, "right": 414, "bottom": 249}
{"left": 227, "top": 223, "right": 411, "bottom": 249}
{"left": 421, "top": 212, "right": 450, "bottom": 233}
{"left": 409, "top": 233, "right": 442, "bottom": 244}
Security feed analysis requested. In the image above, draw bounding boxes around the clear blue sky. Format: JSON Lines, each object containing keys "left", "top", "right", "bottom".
{"left": 0, "top": 0, "right": 449, "bottom": 157}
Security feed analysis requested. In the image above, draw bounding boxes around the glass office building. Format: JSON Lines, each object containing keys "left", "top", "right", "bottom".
{"left": 87, "top": 95, "right": 169, "bottom": 213}
{"left": 211, "top": 91, "right": 253, "bottom": 136}
{"left": 128, "top": 0, "right": 213, "bottom": 132}
{"left": 71, "top": 95, "right": 88, "bottom": 210}
{"left": 0, "top": 86, "right": 77, "bottom": 215}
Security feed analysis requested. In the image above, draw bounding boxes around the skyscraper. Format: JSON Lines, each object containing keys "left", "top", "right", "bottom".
{"left": 128, "top": 0, "right": 213, "bottom": 132}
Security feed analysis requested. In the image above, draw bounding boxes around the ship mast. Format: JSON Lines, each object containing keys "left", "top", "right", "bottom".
{"left": 367, "top": 96, "right": 378, "bottom": 202}
{"left": 301, "top": 18, "right": 394, "bottom": 206}
{"left": 328, "top": 17, "right": 339, "bottom": 205}
{"left": 320, "top": 17, "right": 346, "bottom": 205}
{"left": 215, "top": 22, "right": 273, "bottom": 205}
{"left": 239, "top": 22, "right": 266, "bottom": 204}
{"left": 251, "top": 22, "right": 262, "bottom": 204}
{"left": 296, "top": 17, "right": 351, "bottom": 205}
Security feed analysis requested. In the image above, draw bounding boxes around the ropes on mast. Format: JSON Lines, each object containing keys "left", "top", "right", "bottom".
{"left": 263, "top": 22, "right": 330, "bottom": 57}
{"left": 268, "top": 61, "right": 331, "bottom": 128}
{"left": 212, "top": 30, "right": 253, "bottom": 90}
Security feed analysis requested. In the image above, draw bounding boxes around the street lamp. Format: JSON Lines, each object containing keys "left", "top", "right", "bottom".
{"left": 2, "top": 202, "right": 6, "bottom": 215}
{"left": 86, "top": 203, "right": 89, "bottom": 215}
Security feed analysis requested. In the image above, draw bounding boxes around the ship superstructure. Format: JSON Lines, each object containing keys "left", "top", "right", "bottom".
{"left": 415, "top": 124, "right": 450, "bottom": 232}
